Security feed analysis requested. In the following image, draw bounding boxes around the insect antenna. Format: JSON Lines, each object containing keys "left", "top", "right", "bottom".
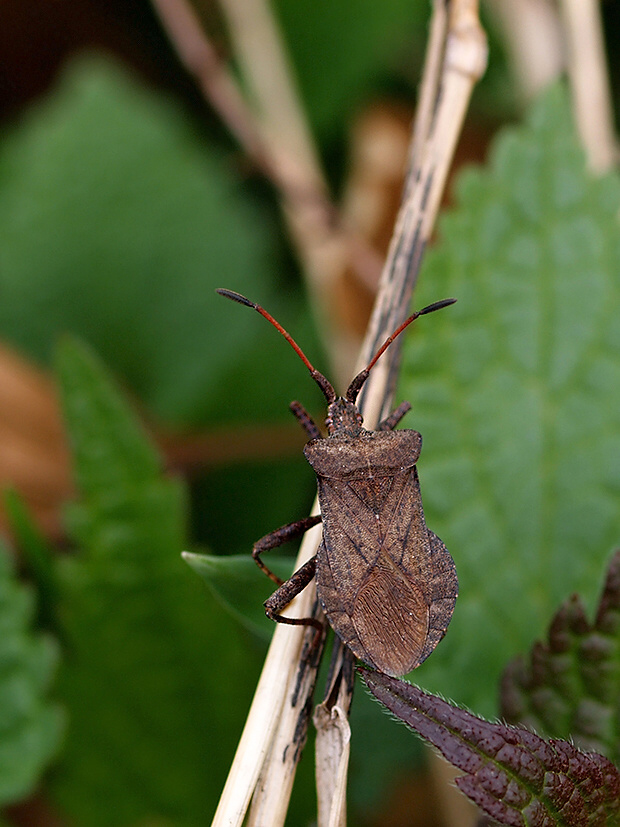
{"left": 346, "top": 297, "right": 456, "bottom": 402}
{"left": 217, "top": 289, "right": 337, "bottom": 403}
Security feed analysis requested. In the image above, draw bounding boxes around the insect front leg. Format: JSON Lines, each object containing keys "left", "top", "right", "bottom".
{"left": 253, "top": 514, "right": 322, "bottom": 585}
{"left": 264, "top": 555, "right": 323, "bottom": 634}
{"left": 378, "top": 400, "right": 412, "bottom": 431}
{"left": 290, "top": 400, "right": 322, "bottom": 439}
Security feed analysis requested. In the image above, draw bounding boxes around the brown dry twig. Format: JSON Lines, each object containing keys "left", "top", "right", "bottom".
{"left": 151, "top": 0, "right": 382, "bottom": 388}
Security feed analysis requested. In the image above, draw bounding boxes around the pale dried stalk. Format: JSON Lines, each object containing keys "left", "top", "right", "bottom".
{"left": 150, "top": 0, "right": 328, "bottom": 210}
{"left": 150, "top": 0, "right": 271, "bottom": 172}
{"left": 560, "top": 0, "right": 617, "bottom": 173}
{"left": 484, "top": 0, "right": 563, "bottom": 103}
{"left": 217, "top": 0, "right": 367, "bottom": 387}
{"left": 247, "top": 605, "right": 326, "bottom": 825}
{"left": 214, "top": 2, "right": 487, "bottom": 825}
{"left": 486, "top": 0, "right": 617, "bottom": 173}
{"left": 409, "top": 0, "right": 448, "bottom": 176}
{"left": 217, "top": 0, "right": 322, "bottom": 191}
{"left": 315, "top": 3, "right": 487, "bottom": 825}
{"left": 315, "top": 704, "right": 350, "bottom": 827}
{"left": 314, "top": 644, "right": 355, "bottom": 827}
{"left": 152, "top": 0, "right": 378, "bottom": 388}
{"left": 357, "top": 0, "right": 488, "bottom": 423}
{"left": 209, "top": 520, "right": 323, "bottom": 827}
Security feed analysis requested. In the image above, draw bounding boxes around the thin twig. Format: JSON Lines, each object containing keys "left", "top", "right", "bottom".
{"left": 247, "top": 611, "right": 327, "bottom": 825}
{"left": 151, "top": 0, "right": 381, "bottom": 388}
{"left": 150, "top": 0, "right": 271, "bottom": 173}
{"left": 303, "top": 2, "right": 489, "bottom": 824}
{"left": 213, "top": 1, "right": 487, "bottom": 824}
{"left": 357, "top": 0, "right": 488, "bottom": 424}
{"left": 486, "top": 0, "right": 617, "bottom": 173}
{"left": 314, "top": 644, "right": 355, "bottom": 827}
{"left": 560, "top": 0, "right": 618, "bottom": 173}
{"left": 315, "top": 6, "right": 487, "bottom": 826}
{"left": 409, "top": 0, "right": 448, "bottom": 174}
{"left": 484, "top": 0, "right": 563, "bottom": 104}
{"left": 210, "top": 519, "right": 323, "bottom": 827}
{"left": 217, "top": 0, "right": 323, "bottom": 193}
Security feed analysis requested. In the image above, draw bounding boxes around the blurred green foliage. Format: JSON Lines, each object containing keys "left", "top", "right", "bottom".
{"left": 401, "top": 85, "right": 620, "bottom": 717}
{"left": 49, "top": 337, "right": 263, "bottom": 825}
{"left": 0, "top": 544, "right": 63, "bottom": 807}
{"left": 0, "top": 55, "right": 287, "bottom": 428}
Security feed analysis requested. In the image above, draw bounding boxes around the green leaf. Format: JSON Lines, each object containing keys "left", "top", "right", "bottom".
{"left": 0, "top": 543, "right": 63, "bottom": 805}
{"left": 183, "top": 552, "right": 294, "bottom": 638}
{"left": 501, "top": 549, "right": 620, "bottom": 765}
{"left": 3, "top": 490, "right": 60, "bottom": 636}
{"left": 51, "top": 337, "right": 264, "bottom": 826}
{"left": 0, "top": 55, "right": 283, "bottom": 427}
{"left": 361, "top": 668, "right": 620, "bottom": 826}
{"left": 399, "top": 84, "right": 620, "bottom": 716}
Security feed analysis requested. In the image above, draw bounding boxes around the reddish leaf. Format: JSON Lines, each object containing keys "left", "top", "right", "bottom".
{"left": 501, "top": 550, "right": 620, "bottom": 764}
{"left": 360, "top": 668, "right": 620, "bottom": 826}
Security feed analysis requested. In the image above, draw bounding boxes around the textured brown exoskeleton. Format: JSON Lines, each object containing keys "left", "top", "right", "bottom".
{"left": 217, "top": 288, "right": 458, "bottom": 677}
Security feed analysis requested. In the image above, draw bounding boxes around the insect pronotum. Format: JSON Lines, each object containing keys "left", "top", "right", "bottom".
{"left": 217, "top": 288, "right": 458, "bottom": 677}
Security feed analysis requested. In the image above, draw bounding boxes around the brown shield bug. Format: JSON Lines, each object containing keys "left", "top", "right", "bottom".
{"left": 217, "top": 288, "right": 458, "bottom": 677}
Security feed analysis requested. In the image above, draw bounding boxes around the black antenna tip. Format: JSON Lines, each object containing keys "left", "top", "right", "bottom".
{"left": 216, "top": 288, "right": 256, "bottom": 309}
{"left": 418, "top": 297, "right": 457, "bottom": 316}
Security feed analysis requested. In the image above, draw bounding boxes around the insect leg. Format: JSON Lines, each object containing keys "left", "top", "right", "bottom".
{"left": 378, "top": 400, "right": 412, "bottom": 431}
{"left": 290, "top": 400, "right": 322, "bottom": 439}
{"left": 253, "top": 514, "right": 322, "bottom": 585}
{"left": 264, "top": 555, "right": 323, "bottom": 633}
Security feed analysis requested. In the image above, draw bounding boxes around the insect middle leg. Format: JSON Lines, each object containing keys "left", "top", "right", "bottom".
{"left": 252, "top": 514, "right": 323, "bottom": 585}
{"left": 264, "top": 554, "right": 323, "bottom": 634}
{"left": 378, "top": 400, "right": 412, "bottom": 431}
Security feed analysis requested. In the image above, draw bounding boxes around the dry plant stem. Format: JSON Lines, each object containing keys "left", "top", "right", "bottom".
{"left": 151, "top": 0, "right": 378, "bottom": 387}
{"left": 409, "top": 0, "right": 448, "bottom": 175}
{"left": 217, "top": 0, "right": 370, "bottom": 386}
{"left": 217, "top": 0, "right": 321, "bottom": 190}
{"left": 151, "top": 0, "right": 325, "bottom": 212}
{"left": 314, "top": 644, "right": 355, "bottom": 827}
{"left": 357, "top": 0, "right": 488, "bottom": 425}
{"left": 247, "top": 611, "right": 327, "bottom": 826}
{"left": 150, "top": 0, "right": 270, "bottom": 170}
{"left": 560, "top": 0, "right": 617, "bottom": 173}
{"left": 210, "top": 520, "right": 323, "bottom": 827}
{"left": 354, "top": 5, "right": 487, "bottom": 827}
{"left": 213, "top": 1, "right": 486, "bottom": 823}
{"left": 312, "top": 3, "right": 487, "bottom": 824}
{"left": 485, "top": 0, "right": 563, "bottom": 103}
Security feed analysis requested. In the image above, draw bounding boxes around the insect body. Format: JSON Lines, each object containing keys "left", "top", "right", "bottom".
{"left": 217, "top": 288, "right": 458, "bottom": 677}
